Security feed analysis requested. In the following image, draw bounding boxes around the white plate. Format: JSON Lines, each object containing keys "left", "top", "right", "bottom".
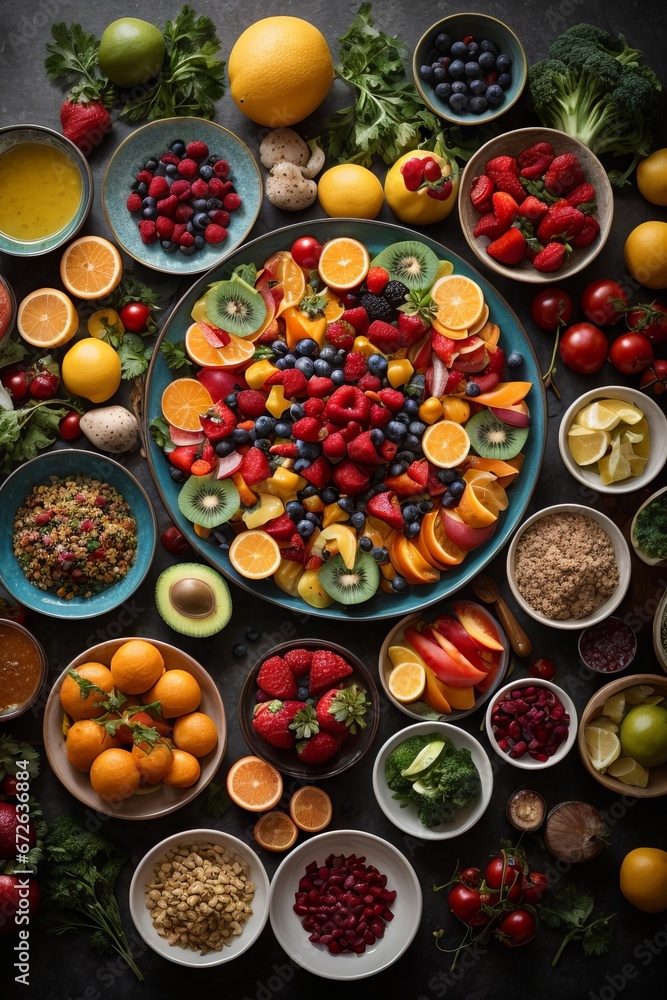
{"left": 269, "top": 829, "right": 422, "bottom": 980}
{"left": 129, "top": 829, "right": 270, "bottom": 967}
{"left": 372, "top": 722, "right": 493, "bottom": 840}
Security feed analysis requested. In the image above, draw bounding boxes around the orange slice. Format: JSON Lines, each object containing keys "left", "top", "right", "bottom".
{"left": 60, "top": 236, "right": 123, "bottom": 299}
{"left": 431, "top": 275, "right": 485, "bottom": 331}
{"left": 226, "top": 755, "right": 283, "bottom": 812}
{"left": 457, "top": 483, "right": 499, "bottom": 528}
{"left": 263, "top": 251, "right": 307, "bottom": 316}
{"left": 253, "top": 811, "right": 298, "bottom": 851}
{"left": 161, "top": 378, "right": 213, "bottom": 431}
{"left": 421, "top": 420, "right": 471, "bottom": 468}
{"left": 317, "top": 237, "right": 370, "bottom": 291}
{"left": 388, "top": 661, "right": 426, "bottom": 703}
{"left": 289, "top": 786, "right": 333, "bottom": 833}
{"left": 229, "top": 529, "right": 281, "bottom": 580}
{"left": 184, "top": 322, "right": 256, "bottom": 368}
{"left": 389, "top": 533, "right": 441, "bottom": 585}
{"left": 419, "top": 510, "right": 466, "bottom": 567}
{"left": 17, "top": 287, "right": 79, "bottom": 348}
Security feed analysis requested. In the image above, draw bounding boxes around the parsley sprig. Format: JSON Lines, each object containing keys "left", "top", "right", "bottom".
{"left": 538, "top": 885, "right": 615, "bottom": 966}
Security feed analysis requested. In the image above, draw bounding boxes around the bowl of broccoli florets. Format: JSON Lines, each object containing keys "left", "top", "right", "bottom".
{"left": 372, "top": 722, "right": 493, "bottom": 839}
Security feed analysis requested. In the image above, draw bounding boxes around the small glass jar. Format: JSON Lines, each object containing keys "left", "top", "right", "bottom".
{"left": 506, "top": 788, "right": 546, "bottom": 831}
{"left": 578, "top": 616, "right": 637, "bottom": 674}
{"left": 0, "top": 272, "right": 16, "bottom": 340}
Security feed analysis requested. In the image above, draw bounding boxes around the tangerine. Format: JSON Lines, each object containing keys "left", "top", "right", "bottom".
{"left": 60, "top": 662, "right": 114, "bottom": 721}
{"left": 226, "top": 755, "right": 283, "bottom": 812}
{"left": 619, "top": 847, "right": 667, "bottom": 913}
{"left": 253, "top": 811, "right": 298, "bottom": 851}
{"left": 172, "top": 712, "right": 219, "bottom": 757}
{"left": 66, "top": 720, "right": 118, "bottom": 772}
{"left": 109, "top": 639, "right": 164, "bottom": 695}
{"left": 89, "top": 747, "right": 141, "bottom": 801}
{"left": 131, "top": 740, "right": 173, "bottom": 784}
{"left": 142, "top": 669, "right": 202, "bottom": 718}
{"left": 162, "top": 748, "right": 201, "bottom": 788}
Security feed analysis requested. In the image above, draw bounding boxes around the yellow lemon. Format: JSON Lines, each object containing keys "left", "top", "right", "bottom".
{"left": 228, "top": 17, "right": 334, "bottom": 127}
{"left": 317, "top": 165, "right": 385, "bottom": 220}
{"left": 384, "top": 150, "right": 460, "bottom": 225}
{"left": 624, "top": 221, "right": 667, "bottom": 289}
{"left": 637, "top": 149, "right": 667, "bottom": 207}
{"left": 61, "top": 337, "right": 121, "bottom": 403}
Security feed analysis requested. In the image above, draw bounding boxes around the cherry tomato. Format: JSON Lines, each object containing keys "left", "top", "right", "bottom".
{"left": 161, "top": 525, "right": 191, "bottom": 555}
{"left": 59, "top": 410, "right": 82, "bottom": 441}
{"left": 559, "top": 323, "right": 608, "bottom": 374}
{"left": 484, "top": 855, "right": 523, "bottom": 901}
{"left": 580, "top": 279, "right": 628, "bottom": 326}
{"left": 608, "top": 332, "right": 654, "bottom": 374}
{"left": 458, "top": 867, "right": 482, "bottom": 888}
{"left": 0, "top": 364, "right": 30, "bottom": 402}
{"left": 290, "top": 236, "right": 323, "bottom": 270}
{"left": 529, "top": 657, "right": 555, "bottom": 680}
{"left": 495, "top": 908, "right": 536, "bottom": 948}
{"left": 1, "top": 775, "right": 19, "bottom": 797}
{"left": 640, "top": 359, "right": 667, "bottom": 396}
{"left": 530, "top": 287, "right": 574, "bottom": 331}
{"left": 119, "top": 302, "right": 152, "bottom": 333}
{"left": 29, "top": 367, "right": 60, "bottom": 399}
{"left": 448, "top": 884, "right": 488, "bottom": 927}
{"left": 626, "top": 302, "right": 667, "bottom": 344}
{"left": 521, "top": 871, "right": 549, "bottom": 904}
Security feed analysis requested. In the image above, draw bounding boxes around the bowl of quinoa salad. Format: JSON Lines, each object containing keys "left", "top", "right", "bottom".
{"left": 0, "top": 450, "right": 156, "bottom": 619}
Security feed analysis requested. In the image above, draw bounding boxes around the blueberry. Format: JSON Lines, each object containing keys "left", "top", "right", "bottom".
{"left": 371, "top": 465, "right": 387, "bottom": 485}
{"left": 480, "top": 39, "right": 497, "bottom": 53}
{"left": 478, "top": 50, "right": 496, "bottom": 71}
{"left": 497, "top": 73, "right": 512, "bottom": 91}
{"left": 419, "top": 499, "right": 434, "bottom": 513}
{"left": 313, "top": 359, "right": 332, "bottom": 377}
{"left": 165, "top": 163, "right": 178, "bottom": 176}
{"left": 194, "top": 235, "right": 205, "bottom": 250}
{"left": 272, "top": 340, "right": 288, "bottom": 356}
{"left": 186, "top": 222, "right": 195, "bottom": 234}
{"left": 144, "top": 158, "right": 158, "bottom": 171}
{"left": 449, "top": 479, "right": 465, "bottom": 499}
{"left": 274, "top": 357, "right": 287, "bottom": 370}
{"left": 392, "top": 575, "right": 408, "bottom": 593}
{"left": 142, "top": 207, "right": 157, "bottom": 220}
{"left": 322, "top": 486, "right": 339, "bottom": 504}
{"left": 293, "top": 458, "right": 311, "bottom": 472}
{"left": 337, "top": 496, "right": 355, "bottom": 513}
{"left": 285, "top": 500, "right": 304, "bottom": 520}
{"left": 300, "top": 484, "right": 319, "bottom": 498}
{"left": 289, "top": 403, "right": 305, "bottom": 421}
{"left": 496, "top": 53, "right": 512, "bottom": 72}
{"left": 408, "top": 420, "right": 426, "bottom": 437}
{"left": 389, "top": 462, "right": 407, "bottom": 477}
{"left": 274, "top": 421, "right": 292, "bottom": 438}
{"left": 396, "top": 450, "right": 415, "bottom": 463}
{"left": 321, "top": 548, "right": 331, "bottom": 561}
{"left": 161, "top": 240, "right": 178, "bottom": 253}
{"left": 215, "top": 439, "right": 234, "bottom": 457}
{"left": 395, "top": 412, "right": 411, "bottom": 426}
{"left": 295, "top": 338, "right": 319, "bottom": 357}
{"left": 304, "top": 512, "right": 320, "bottom": 525}
{"left": 142, "top": 196, "right": 157, "bottom": 208}
{"left": 199, "top": 164, "right": 214, "bottom": 181}
{"left": 402, "top": 504, "right": 420, "bottom": 521}
{"left": 404, "top": 434, "right": 422, "bottom": 451}
{"left": 169, "top": 466, "right": 186, "bottom": 483}
{"left": 420, "top": 64, "right": 435, "bottom": 83}
{"left": 469, "top": 78, "right": 487, "bottom": 95}
{"left": 331, "top": 369, "right": 346, "bottom": 386}
{"left": 467, "top": 41, "right": 479, "bottom": 56}
{"left": 370, "top": 428, "right": 385, "bottom": 447}
{"left": 451, "top": 80, "right": 468, "bottom": 95}
{"left": 371, "top": 546, "right": 389, "bottom": 563}
{"left": 466, "top": 381, "right": 481, "bottom": 396}
{"left": 136, "top": 181, "right": 148, "bottom": 197}
{"left": 435, "top": 82, "right": 452, "bottom": 101}
{"left": 449, "top": 92, "right": 468, "bottom": 112}
{"left": 403, "top": 398, "right": 419, "bottom": 415}
{"left": 441, "top": 492, "right": 459, "bottom": 508}
{"left": 283, "top": 353, "right": 296, "bottom": 368}
{"left": 508, "top": 351, "right": 524, "bottom": 367}
{"left": 359, "top": 536, "right": 373, "bottom": 552}
{"left": 448, "top": 58, "right": 466, "bottom": 78}
{"left": 206, "top": 198, "right": 223, "bottom": 211}
{"left": 469, "top": 96, "right": 488, "bottom": 114}
{"left": 438, "top": 469, "right": 458, "bottom": 484}
{"left": 486, "top": 84, "right": 504, "bottom": 106}
{"left": 319, "top": 346, "right": 338, "bottom": 362}
{"left": 350, "top": 511, "right": 366, "bottom": 530}
{"left": 192, "top": 198, "right": 207, "bottom": 211}
{"left": 367, "top": 354, "right": 388, "bottom": 375}
{"left": 154, "top": 163, "right": 168, "bottom": 177}
{"left": 386, "top": 421, "right": 407, "bottom": 441}
{"left": 432, "top": 65, "right": 447, "bottom": 83}
{"left": 225, "top": 392, "right": 238, "bottom": 408}
{"left": 254, "top": 415, "right": 274, "bottom": 437}
{"left": 232, "top": 643, "right": 246, "bottom": 657}
{"left": 296, "top": 685, "right": 310, "bottom": 701}
{"left": 435, "top": 32, "right": 451, "bottom": 52}
{"left": 246, "top": 626, "right": 260, "bottom": 641}
{"left": 232, "top": 427, "right": 249, "bottom": 444}
{"left": 450, "top": 40, "right": 468, "bottom": 58}
{"left": 180, "top": 245, "right": 197, "bottom": 256}
{"left": 254, "top": 439, "right": 270, "bottom": 454}
{"left": 295, "top": 357, "right": 314, "bottom": 377}
{"left": 464, "top": 61, "right": 482, "bottom": 79}
{"left": 170, "top": 140, "right": 186, "bottom": 155}
{"left": 193, "top": 212, "right": 209, "bottom": 230}
{"left": 405, "top": 521, "right": 421, "bottom": 539}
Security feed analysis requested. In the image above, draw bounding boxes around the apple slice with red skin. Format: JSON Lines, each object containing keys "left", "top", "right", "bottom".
{"left": 451, "top": 601, "right": 505, "bottom": 652}
{"left": 474, "top": 652, "right": 502, "bottom": 693}
{"left": 488, "top": 401, "right": 530, "bottom": 428}
{"left": 215, "top": 451, "right": 243, "bottom": 478}
{"left": 442, "top": 510, "right": 497, "bottom": 551}
{"left": 403, "top": 625, "right": 488, "bottom": 687}
{"left": 197, "top": 367, "right": 248, "bottom": 403}
{"left": 452, "top": 345, "right": 489, "bottom": 372}
{"left": 433, "top": 614, "right": 490, "bottom": 672}
{"left": 428, "top": 626, "right": 489, "bottom": 677}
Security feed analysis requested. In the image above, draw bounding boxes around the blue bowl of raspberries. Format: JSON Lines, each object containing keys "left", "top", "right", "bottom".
{"left": 239, "top": 639, "right": 380, "bottom": 780}
{"left": 413, "top": 13, "right": 527, "bottom": 125}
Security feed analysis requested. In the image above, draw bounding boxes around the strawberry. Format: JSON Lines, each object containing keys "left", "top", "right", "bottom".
{"left": 571, "top": 215, "right": 600, "bottom": 247}
{"left": 469, "top": 174, "right": 495, "bottom": 214}
{"left": 366, "top": 490, "right": 405, "bottom": 529}
{"left": 379, "top": 439, "right": 398, "bottom": 462}
{"left": 263, "top": 513, "right": 297, "bottom": 538}
{"left": 536, "top": 202, "right": 585, "bottom": 242}
{"left": 473, "top": 212, "right": 508, "bottom": 240}
{"left": 307, "top": 375, "right": 335, "bottom": 398}
{"left": 332, "top": 459, "right": 370, "bottom": 496}
{"left": 302, "top": 455, "right": 334, "bottom": 488}
{"left": 309, "top": 649, "right": 354, "bottom": 694}
{"left": 239, "top": 447, "right": 271, "bottom": 485}
{"left": 324, "top": 385, "right": 371, "bottom": 425}
{"left": 532, "top": 242, "right": 570, "bottom": 272}
{"left": 281, "top": 369, "right": 309, "bottom": 397}
{"left": 283, "top": 647, "right": 313, "bottom": 675}
{"left": 487, "top": 170, "right": 525, "bottom": 204}
{"left": 291, "top": 416, "right": 324, "bottom": 442}
{"left": 315, "top": 683, "right": 369, "bottom": 734}
{"left": 270, "top": 442, "right": 299, "bottom": 457}
{"left": 486, "top": 155, "right": 518, "bottom": 176}
{"left": 565, "top": 183, "right": 596, "bottom": 208}
{"left": 517, "top": 195, "right": 549, "bottom": 224}
{"left": 407, "top": 459, "right": 429, "bottom": 487}
{"left": 347, "top": 430, "right": 384, "bottom": 466}
{"left": 376, "top": 387, "right": 405, "bottom": 413}
{"left": 281, "top": 546, "right": 306, "bottom": 564}
{"left": 168, "top": 445, "right": 199, "bottom": 474}
{"left": 236, "top": 389, "right": 267, "bottom": 418}
{"left": 444, "top": 369, "right": 466, "bottom": 395}
{"left": 482, "top": 345, "right": 507, "bottom": 378}
{"left": 397, "top": 312, "right": 429, "bottom": 346}
{"left": 199, "top": 401, "right": 236, "bottom": 441}
{"left": 367, "top": 320, "right": 401, "bottom": 354}
{"left": 543, "top": 153, "right": 585, "bottom": 196}
{"left": 400, "top": 156, "right": 427, "bottom": 191}
{"left": 252, "top": 700, "right": 302, "bottom": 748}
{"left": 492, "top": 191, "right": 519, "bottom": 228}
{"left": 322, "top": 431, "right": 347, "bottom": 459}
{"left": 60, "top": 98, "right": 112, "bottom": 153}
{"left": 487, "top": 228, "right": 527, "bottom": 266}
{"left": 517, "top": 141, "right": 555, "bottom": 179}
{"left": 326, "top": 320, "right": 355, "bottom": 351}
{"left": 341, "top": 307, "right": 369, "bottom": 337}
{"left": 343, "top": 351, "right": 368, "bottom": 381}
{"left": 383, "top": 472, "right": 424, "bottom": 496}
{"left": 366, "top": 267, "right": 390, "bottom": 294}
{"left": 296, "top": 730, "right": 342, "bottom": 763}
{"left": 257, "top": 655, "right": 298, "bottom": 699}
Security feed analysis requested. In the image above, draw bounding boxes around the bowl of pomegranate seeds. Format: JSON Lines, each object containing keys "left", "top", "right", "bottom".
{"left": 459, "top": 127, "right": 613, "bottom": 283}
{"left": 485, "top": 678, "right": 577, "bottom": 769}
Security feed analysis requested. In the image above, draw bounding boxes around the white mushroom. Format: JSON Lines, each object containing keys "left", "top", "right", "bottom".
{"left": 265, "top": 161, "right": 318, "bottom": 211}
{"left": 300, "top": 139, "right": 325, "bottom": 180}
{"left": 260, "top": 128, "right": 310, "bottom": 170}
{"left": 79, "top": 405, "right": 139, "bottom": 453}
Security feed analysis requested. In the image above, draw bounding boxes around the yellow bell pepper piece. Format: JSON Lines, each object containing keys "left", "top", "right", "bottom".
{"left": 261, "top": 466, "right": 307, "bottom": 499}
{"left": 353, "top": 336, "right": 386, "bottom": 359}
{"left": 266, "top": 384, "right": 290, "bottom": 417}
{"left": 387, "top": 358, "right": 414, "bottom": 387}
{"left": 242, "top": 492, "right": 285, "bottom": 529}
{"left": 419, "top": 396, "right": 444, "bottom": 424}
{"left": 245, "top": 359, "right": 278, "bottom": 390}
{"left": 322, "top": 502, "right": 349, "bottom": 529}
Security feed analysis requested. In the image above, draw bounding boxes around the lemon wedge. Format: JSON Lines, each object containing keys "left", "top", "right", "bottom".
{"left": 624, "top": 684, "right": 655, "bottom": 704}
{"left": 584, "top": 726, "right": 622, "bottom": 771}
{"left": 603, "top": 692, "right": 626, "bottom": 724}
{"left": 606, "top": 756, "right": 649, "bottom": 787}
{"left": 600, "top": 398, "right": 645, "bottom": 424}
{"left": 568, "top": 426, "right": 610, "bottom": 466}
{"left": 599, "top": 435, "right": 632, "bottom": 484}
{"left": 576, "top": 401, "right": 622, "bottom": 431}
{"left": 588, "top": 715, "right": 619, "bottom": 733}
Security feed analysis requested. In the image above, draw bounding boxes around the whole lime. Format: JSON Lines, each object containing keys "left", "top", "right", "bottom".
{"left": 619, "top": 703, "right": 667, "bottom": 768}
{"left": 98, "top": 18, "right": 165, "bottom": 89}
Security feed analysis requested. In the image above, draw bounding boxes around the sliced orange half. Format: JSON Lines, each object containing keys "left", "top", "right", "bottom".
{"left": 289, "top": 786, "right": 333, "bottom": 833}
{"left": 184, "top": 322, "right": 256, "bottom": 368}
{"left": 431, "top": 275, "right": 485, "bottom": 331}
{"left": 60, "top": 236, "right": 123, "bottom": 299}
{"left": 421, "top": 420, "right": 471, "bottom": 468}
{"left": 17, "top": 288, "right": 79, "bottom": 348}
{"left": 253, "top": 811, "right": 298, "bottom": 851}
{"left": 226, "top": 755, "right": 283, "bottom": 812}
{"left": 161, "top": 378, "right": 213, "bottom": 431}
{"left": 263, "top": 250, "right": 307, "bottom": 316}
{"left": 317, "top": 237, "right": 370, "bottom": 291}
{"left": 229, "top": 529, "right": 281, "bottom": 580}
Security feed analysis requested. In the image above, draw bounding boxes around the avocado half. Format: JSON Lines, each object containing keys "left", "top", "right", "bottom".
{"left": 155, "top": 563, "right": 232, "bottom": 637}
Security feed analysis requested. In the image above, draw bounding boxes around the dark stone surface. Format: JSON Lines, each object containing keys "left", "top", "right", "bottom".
{"left": 1, "top": 1, "right": 667, "bottom": 998}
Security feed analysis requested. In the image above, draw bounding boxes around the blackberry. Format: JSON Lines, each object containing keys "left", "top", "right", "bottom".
{"left": 383, "top": 280, "right": 410, "bottom": 308}
{"left": 359, "top": 292, "right": 395, "bottom": 323}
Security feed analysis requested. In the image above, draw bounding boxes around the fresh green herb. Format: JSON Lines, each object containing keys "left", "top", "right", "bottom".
{"left": 149, "top": 415, "right": 171, "bottom": 448}
{"left": 0, "top": 739, "right": 46, "bottom": 876}
{"left": 117, "top": 333, "right": 153, "bottom": 379}
{"left": 161, "top": 339, "right": 192, "bottom": 372}
{"left": 232, "top": 262, "right": 259, "bottom": 287}
{"left": 0, "top": 399, "right": 72, "bottom": 473}
{"left": 1, "top": 797, "right": 47, "bottom": 875}
{"left": 0, "top": 736, "right": 40, "bottom": 782}
{"left": 252, "top": 345, "right": 276, "bottom": 361}
{"left": 44, "top": 22, "right": 115, "bottom": 106}
{"left": 205, "top": 781, "right": 232, "bottom": 819}
{"left": 632, "top": 495, "right": 667, "bottom": 560}
{"left": 0, "top": 336, "right": 28, "bottom": 371}
{"left": 45, "top": 814, "right": 143, "bottom": 980}
{"left": 538, "top": 885, "right": 615, "bottom": 966}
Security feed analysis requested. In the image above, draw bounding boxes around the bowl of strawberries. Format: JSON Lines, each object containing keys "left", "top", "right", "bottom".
{"left": 239, "top": 639, "right": 380, "bottom": 780}
{"left": 458, "top": 127, "right": 613, "bottom": 283}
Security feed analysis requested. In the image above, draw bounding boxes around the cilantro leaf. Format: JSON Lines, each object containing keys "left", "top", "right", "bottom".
{"left": 117, "top": 333, "right": 153, "bottom": 379}
{"left": 538, "top": 885, "right": 614, "bottom": 966}
{"left": 160, "top": 340, "right": 192, "bottom": 372}
{"left": 44, "top": 22, "right": 114, "bottom": 105}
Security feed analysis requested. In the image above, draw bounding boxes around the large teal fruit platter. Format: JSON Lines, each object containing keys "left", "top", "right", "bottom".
{"left": 145, "top": 218, "right": 547, "bottom": 620}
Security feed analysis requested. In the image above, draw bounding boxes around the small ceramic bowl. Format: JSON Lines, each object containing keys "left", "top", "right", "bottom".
{"left": 413, "top": 13, "right": 527, "bottom": 126}
{"left": 372, "top": 721, "right": 493, "bottom": 839}
{"left": 0, "top": 620, "right": 47, "bottom": 721}
{"left": 485, "top": 678, "right": 578, "bottom": 770}
{"left": 558, "top": 385, "right": 667, "bottom": 494}
{"left": 103, "top": 117, "right": 262, "bottom": 275}
{"left": 239, "top": 639, "right": 379, "bottom": 781}
{"left": 0, "top": 273, "right": 17, "bottom": 339}
{"left": 653, "top": 589, "right": 667, "bottom": 673}
{"left": 459, "top": 127, "right": 613, "bottom": 283}
{"left": 631, "top": 485, "right": 667, "bottom": 567}
{"left": 578, "top": 673, "right": 667, "bottom": 797}
{"left": 0, "top": 450, "right": 156, "bottom": 620}
{"left": 0, "top": 124, "right": 93, "bottom": 256}
{"left": 578, "top": 616, "right": 637, "bottom": 675}
{"left": 129, "top": 829, "right": 269, "bottom": 966}
{"left": 506, "top": 503, "right": 631, "bottom": 630}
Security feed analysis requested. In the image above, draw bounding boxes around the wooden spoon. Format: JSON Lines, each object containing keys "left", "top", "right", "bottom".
{"left": 471, "top": 574, "right": 533, "bottom": 658}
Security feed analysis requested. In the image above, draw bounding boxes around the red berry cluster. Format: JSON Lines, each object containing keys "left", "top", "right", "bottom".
{"left": 400, "top": 156, "right": 454, "bottom": 202}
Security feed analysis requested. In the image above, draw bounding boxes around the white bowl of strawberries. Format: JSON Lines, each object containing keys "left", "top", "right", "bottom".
{"left": 239, "top": 639, "right": 380, "bottom": 780}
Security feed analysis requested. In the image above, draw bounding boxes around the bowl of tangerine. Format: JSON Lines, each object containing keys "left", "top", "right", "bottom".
{"left": 43, "top": 636, "right": 226, "bottom": 820}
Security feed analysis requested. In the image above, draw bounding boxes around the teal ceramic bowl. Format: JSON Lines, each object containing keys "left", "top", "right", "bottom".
{"left": 102, "top": 117, "right": 262, "bottom": 276}
{"left": 144, "top": 218, "right": 547, "bottom": 621}
{"left": 0, "top": 450, "right": 156, "bottom": 620}
{"left": 0, "top": 124, "right": 93, "bottom": 256}
{"left": 413, "top": 13, "right": 527, "bottom": 126}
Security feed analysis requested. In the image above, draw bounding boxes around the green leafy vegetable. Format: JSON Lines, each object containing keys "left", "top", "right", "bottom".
{"left": 0, "top": 736, "right": 40, "bottom": 782}
{"left": 0, "top": 739, "right": 46, "bottom": 875}
{"left": 44, "top": 22, "right": 115, "bottom": 105}
{"left": 45, "top": 814, "right": 143, "bottom": 980}
{"left": 538, "top": 885, "right": 614, "bottom": 966}
{"left": 385, "top": 734, "right": 481, "bottom": 828}
{"left": 161, "top": 340, "right": 192, "bottom": 371}
{"left": 205, "top": 781, "right": 232, "bottom": 819}
{"left": 149, "top": 415, "right": 171, "bottom": 448}
{"left": 0, "top": 399, "right": 72, "bottom": 473}
{"left": 633, "top": 495, "right": 667, "bottom": 560}
{"left": 0, "top": 337, "right": 28, "bottom": 371}
{"left": 117, "top": 333, "right": 153, "bottom": 379}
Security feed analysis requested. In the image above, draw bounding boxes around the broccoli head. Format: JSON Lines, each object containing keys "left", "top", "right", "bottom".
{"left": 385, "top": 735, "right": 431, "bottom": 792}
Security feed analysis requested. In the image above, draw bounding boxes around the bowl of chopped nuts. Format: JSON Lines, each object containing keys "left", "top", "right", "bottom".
{"left": 506, "top": 503, "right": 631, "bottom": 630}
{"left": 129, "top": 829, "right": 270, "bottom": 966}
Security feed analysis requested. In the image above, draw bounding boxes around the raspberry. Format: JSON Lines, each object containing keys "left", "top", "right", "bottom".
{"left": 177, "top": 157, "right": 199, "bottom": 178}
{"left": 138, "top": 220, "right": 157, "bottom": 244}
{"left": 175, "top": 203, "right": 194, "bottom": 223}
{"left": 156, "top": 216, "right": 175, "bottom": 240}
{"left": 208, "top": 209, "right": 230, "bottom": 227}
{"left": 190, "top": 178, "right": 209, "bottom": 198}
{"left": 179, "top": 231, "right": 195, "bottom": 248}
{"left": 343, "top": 351, "right": 367, "bottom": 381}
{"left": 236, "top": 389, "right": 267, "bottom": 418}
{"left": 186, "top": 141, "right": 209, "bottom": 160}
{"left": 204, "top": 224, "right": 228, "bottom": 244}
{"left": 366, "top": 266, "right": 390, "bottom": 295}
{"left": 170, "top": 179, "right": 191, "bottom": 202}
{"left": 126, "top": 192, "right": 142, "bottom": 212}
{"left": 148, "top": 176, "right": 169, "bottom": 198}
{"left": 208, "top": 177, "right": 232, "bottom": 198}
{"left": 136, "top": 170, "right": 153, "bottom": 185}
{"left": 156, "top": 195, "right": 179, "bottom": 219}
{"left": 326, "top": 319, "right": 355, "bottom": 351}
{"left": 172, "top": 223, "right": 188, "bottom": 244}
{"left": 303, "top": 398, "right": 325, "bottom": 418}
{"left": 357, "top": 372, "right": 382, "bottom": 391}
{"left": 213, "top": 159, "right": 230, "bottom": 177}
{"left": 160, "top": 152, "right": 180, "bottom": 165}
{"left": 307, "top": 376, "right": 335, "bottom": 398}
{"left": 223, "top": 192, "right": 242, "bottom": 211}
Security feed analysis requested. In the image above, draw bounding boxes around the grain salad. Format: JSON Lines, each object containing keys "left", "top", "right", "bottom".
{"left": 12, "top": 475, "right": 137, "bottom": 599}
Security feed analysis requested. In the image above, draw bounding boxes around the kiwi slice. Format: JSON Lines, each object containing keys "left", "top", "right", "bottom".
{"left": 466, "top": 410, "right": 529, "bottom": 460}
{"left": 178, "top": 474, "right": 240, "bottom": 528}
{"left": 205, "top": 276, "right": 266, "bottom": 337}
{"left": 318, "top": 551, "right": 380, "bottom": 605}
{"left": 371, "top": 240, "right": 439, "bottom": 291}
{"left": 155, "top": 563, "right": 232, "bottom": 637}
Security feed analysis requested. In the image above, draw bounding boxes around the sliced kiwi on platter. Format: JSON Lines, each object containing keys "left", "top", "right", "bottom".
{"left": 466, "top": 410, "right": 528, "bottom": 460}
{"left": 177, "top": 474, "right": 240, "bottom": 528}
{"left": 205, "top": 277, "right": 266, "bottom": 336}
{"left": 371, "top": 240, "right": 439, "bottom": 291}
{"left": 318, "top": 550, "right": 380, "bottom": 606}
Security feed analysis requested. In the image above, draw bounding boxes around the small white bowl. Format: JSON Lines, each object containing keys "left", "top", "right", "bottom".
{"left": 129, "top": 829, "right": 269, "bottom": 967}
{"left": 485, "top": 678, "right": 577, "bottom": 770}
{"left": 631, "top": 485, "right": 667, "bottom": 567}
{"left": 558, "top": 385, "right": 667, "bottom": 494}
{"left": 372, "top": 721, "right": 493, "bottom": 840}
{"left": 506, "top": 503, "right": 631, "bottom": 630}
{"left": 653, "top": 588, "right": 667, "bottom": 673}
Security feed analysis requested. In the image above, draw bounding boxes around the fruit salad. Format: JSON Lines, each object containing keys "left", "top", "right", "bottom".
{"left": 153, "top": 235, "right": 533, "bottom": 611}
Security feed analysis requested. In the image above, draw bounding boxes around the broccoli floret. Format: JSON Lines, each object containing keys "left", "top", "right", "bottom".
{"left": 633, "top": 496, "right": 667, "bottom": 560}
{"left": 439, "top": 748, "right": 482, "bottom": 808}
{"left": 385, "top": 735, "right": 431, "bottom": 792}
{"left": 408, "top": 747, "right": 482, "bottom": 828}
{"left": 416, "top": 792, "right": 455, "bottom": 829}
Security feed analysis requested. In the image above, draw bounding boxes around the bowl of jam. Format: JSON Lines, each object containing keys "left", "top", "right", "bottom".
{"left": 0, "top": 619, "right": 48, "bottom": 720}
{"left": 578, "top": 615, "right": 637, "bottom": 674}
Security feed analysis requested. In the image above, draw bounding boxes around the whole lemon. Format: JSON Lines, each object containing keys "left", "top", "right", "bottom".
{"left": 62, "top": 338, "right": 121, "bottom": 403}
{"left": 317, "top": 165, "right": 384, "bottom": 220}
{"left": 619, "top": 847, "right": 667, "bottom": 913}
{"left": 385, "top": 150, "right": 460, "bottom": 226}
{"left": 228, "top": 17, "right": 334, "bottom": 127}
{"left": 624, "top": 221, "right": 667, "bottom": 290}
{"left": 99, "top": 18, "right": 165, "bottom": 89}
{"left": 637, "top": 149, "right": 667, "bottom": 206}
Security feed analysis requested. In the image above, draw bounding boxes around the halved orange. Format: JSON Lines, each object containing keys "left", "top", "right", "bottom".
{"left": 388, "top": 661, "right": 426, "bottom": 703}
{"left": 263, "top": 251, "right": 306, "bottom": 315}
{"left": 317, "top": 237, "right": 370, "bottom": 291}
{"left": 184, "top": 322, "right": 256, "bottom": 368}
{"left": 226, "top": 755, "right": 283, "bottom": 812}
{"left": 228, "top": 529, "right": 281, "bottom": 580}
{"left": 253, "top": 811, "right": 298, "bottom": 851}
{"left": 60, "top": 236, "right": 123, "bottom": 299}
{"left": 421, "top": 420, "right": 470, "bottom": 468}
{"left": 430, "top": 275, "right": 485, "bottom": 331}
{"left": 289, "top": 786, "right": 333, "bottom": 833}
{"left": 418, "top": 510, "right": 466, "bottom": 567}
{"left": 17, "top": 288, "right": 79, "bottom": 348}
{"left": 161, "top": 378, "right": 213, "bottom": 431}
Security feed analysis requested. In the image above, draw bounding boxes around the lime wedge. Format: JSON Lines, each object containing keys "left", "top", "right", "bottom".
{"left": 568, "top": 426, "right": 610, "bottom": 466}
{"left": 600, "top": 399, "right": 644, "bottom": 424}
{"left": 606, "top": 756, "right": 649, "bottom": 787}
{"left": 401, "top": 739, "right": 448, "bottom": 779}
{"left": 603, "top": 692, "right": 626, "bottom": 724}
{"left": 576, "top": 402, "right": 621, "bottom": 431}
{"left": 588, "top": 715, "right": 619, "bottom": 734}
{"left": 584, "top": 726, "right": 622, "bottom": 771}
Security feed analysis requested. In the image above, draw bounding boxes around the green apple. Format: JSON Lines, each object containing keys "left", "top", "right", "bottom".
{"left": 620, "top": 704, "right": 667, "bottom": 768}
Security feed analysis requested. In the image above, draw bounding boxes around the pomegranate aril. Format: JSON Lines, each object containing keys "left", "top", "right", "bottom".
{"left": 531, "top": 751, "right": 549, "bottom": 762}
{"left": 328, "top": 941, "right": 342, "bottom": 954}
{"left": 508, "top": 720, "right": 521, "bottom": 739}
{"left": 381, "top": 888, "right": 397, "bottom": 903}
{"left": 294, "top": 904, "right": 309, "bottom": 916}
{"left": 509, "top": 741, "right": 527, "bottom": 758}
{"left": 299, "top": 877, "right": 314, "bottom": 891}
{"left": 363, "top": 929, "right": 376, "bottom": 945}
{"left": 352, "top": 941, "right": 366, "bottom": 954}
{"left": 373, "top": 902, "right": 385, "bottom": 916}
{"left": 370, "top": 918, "right": 386, "bottom": 937}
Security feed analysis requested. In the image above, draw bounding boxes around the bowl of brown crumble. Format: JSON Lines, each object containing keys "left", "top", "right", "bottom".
{"left": 506, "top": 504, "right": 631, "bottom": 630}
